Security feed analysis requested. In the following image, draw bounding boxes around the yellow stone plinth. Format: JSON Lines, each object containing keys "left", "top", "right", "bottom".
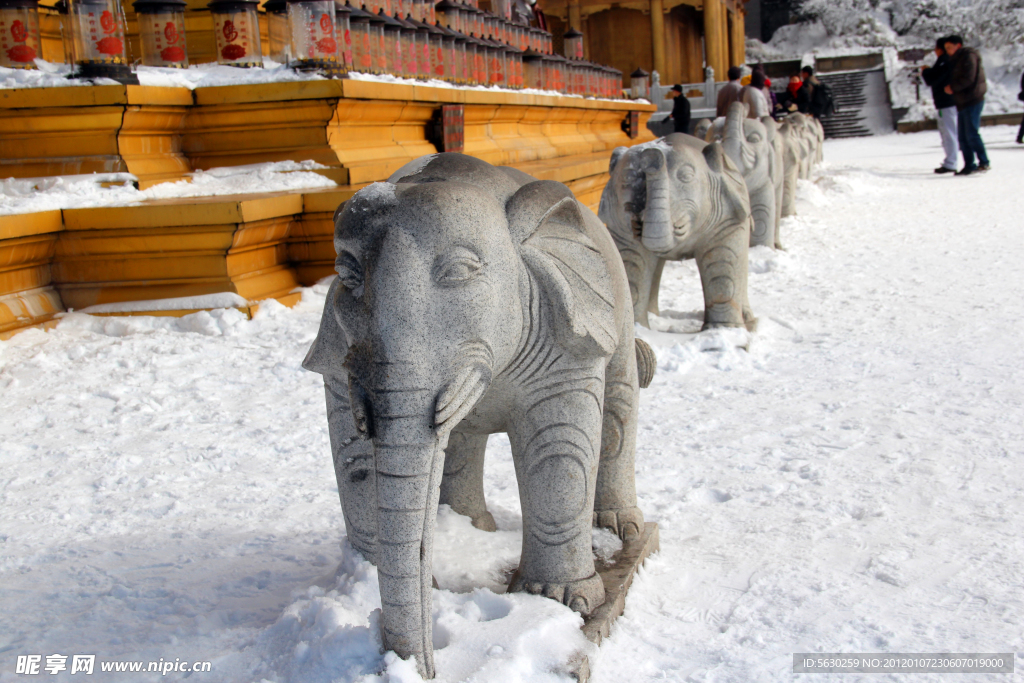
{"left": 55, "top": 193, "right": 302, "bottom": 309}
{"left": 0, "top": 211, "right": 65, "bottom": 336}
{"left": 0, "top": 85, "right": 194, "bottom": 189}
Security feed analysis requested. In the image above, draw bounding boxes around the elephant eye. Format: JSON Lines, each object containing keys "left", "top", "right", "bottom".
{"left": 335, "top": 251, "right": 363, "bottom": 291}
{"left": 434, "top": 249, "right": 483, "bottom": 286}
{"left": 748, "top": 134, "right": 763, "bottom": 143}
{"left": 676, "top": 165, "right": 696, "bottom": 183}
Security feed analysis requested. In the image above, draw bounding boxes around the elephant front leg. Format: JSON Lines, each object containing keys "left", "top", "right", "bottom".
{"left": 440, "top": 432, "right": 496, "bottom": 531}
{"left": 615, "top": 239, "right": 661, "bottom": 329}
{"left": 324, "top": 377, "right": 378, "bottom": 564}
{"left": 748, "top": 184, "right": 777, "bottom": 249}
{"left": 782, "top": 166, "right": 798, "bottom": 218}
{"left": 697, "top": 222, "right": 754, "bottom": 330}
{"left": 593, "top": 336, "right": 644, "bottom": 541}
{"left": 507, "top": 371, "right": 606, "bottom": 615}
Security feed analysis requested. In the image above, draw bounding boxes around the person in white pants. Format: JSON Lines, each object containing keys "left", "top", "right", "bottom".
{"left": 921, "top": 37, "right": 959, "bottom": 174}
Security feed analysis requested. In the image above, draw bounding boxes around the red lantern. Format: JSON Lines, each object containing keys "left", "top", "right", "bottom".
{"left": 0, "top": 0, "right": 41, "bottom": 69}
{"left": 208, "top": 0, "right": 262, "bottom": 67}
{"left": 69, "top": 0, "right": 137, "bottom": 82}
{"left": 286, "top": 0, "right": 340, "bottom": 75}
{"left": 562, "top": 27, "right": 582, "bottom": 60}
{"left": 132, "top": 0, "right": 187, "bottom": 67}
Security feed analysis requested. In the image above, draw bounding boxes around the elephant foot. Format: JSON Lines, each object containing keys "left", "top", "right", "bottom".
{"left": 508, "top": 571, "right": 606, "bottom": 616}
{"left": 470, "top": 510, "right": 497, "bottom": 532}
{"left": 743, "top": 308, "right": 759, "bottom": 333}
{"left": 594, "top": 505, "right": 644, "bottom": 541}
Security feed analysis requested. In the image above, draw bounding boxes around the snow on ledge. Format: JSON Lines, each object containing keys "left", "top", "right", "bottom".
{"left": 3, "top": 60, "right": 630, "bottom": 103}
{"left": 76, "top": 292, "right": 250, "bottom": 314}
{"left": 1, "top": 160, "right": 335, "bottom": 217}
{"left": 0, "top": 58, "right": 326, "bottom": 90}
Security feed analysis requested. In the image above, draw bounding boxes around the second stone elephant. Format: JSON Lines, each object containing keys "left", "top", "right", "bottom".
{"left": 599, "top": 133, "right": 756, "bottom": 331}
{"left": 304, "top": 153, "right": 655, "bottom": 679}
{"left": 702, "top": 102, "right": 784, "bottom": 249}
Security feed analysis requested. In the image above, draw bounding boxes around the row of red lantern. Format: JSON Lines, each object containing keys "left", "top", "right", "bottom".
{"left": 0, "top": 0, "right": 627, "bottom": 98}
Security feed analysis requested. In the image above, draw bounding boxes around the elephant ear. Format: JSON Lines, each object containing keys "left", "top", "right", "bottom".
{"left": 507, "top": 180, "right": 617, "bottom": 356}
{"left": 302, "top": 277, "right": 351, "bottom": 380}
{"left": 609, "top": 146, "right": 628, "bottom": 174}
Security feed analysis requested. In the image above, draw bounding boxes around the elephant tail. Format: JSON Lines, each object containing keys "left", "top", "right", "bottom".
{"left": 635, "top": 338, "right": 657, "bottom": 389}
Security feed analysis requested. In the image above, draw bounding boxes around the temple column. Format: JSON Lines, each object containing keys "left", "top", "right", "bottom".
{"left": 650, "top": 0, "right": 666, "bottom": 79}
{"left": 736, "top": 10, "right": 746, "bottom": 65}
{"left": 703, "top": 0, "right": 726, "bottom": 80}
{"left": 719, "top": 2, "right": 729, "bottom": 72}
{"left": 568, "top": 0, "right": 581, "bottom": 30}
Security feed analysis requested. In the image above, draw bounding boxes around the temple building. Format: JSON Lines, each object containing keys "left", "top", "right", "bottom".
{"left": 536, "top": 0, "right": 747, "bottom": 85}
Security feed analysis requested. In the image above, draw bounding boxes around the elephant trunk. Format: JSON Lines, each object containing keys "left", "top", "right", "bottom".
{"left": 722, "top": 102, "right": 748, "bottom": 173}
{"left": 368, "top": 373, "right": 445, "bottom": 680}
{"left": 639, "top": 146, "right": 674, "bottom": 253}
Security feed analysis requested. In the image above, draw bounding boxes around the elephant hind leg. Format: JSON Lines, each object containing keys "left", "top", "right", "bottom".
{"left": 617, "top": 241, "right": 661, "bottom": 328}
{"left": 594, "top": 329, "right": 644, "bottom": 541}
{"left": 439, "top": 432, "right": 495, "bottom": 531}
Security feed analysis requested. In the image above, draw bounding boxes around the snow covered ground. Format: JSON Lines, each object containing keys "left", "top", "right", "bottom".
{"left": 2, "top": 126, "right": 1023, "bottom": 682}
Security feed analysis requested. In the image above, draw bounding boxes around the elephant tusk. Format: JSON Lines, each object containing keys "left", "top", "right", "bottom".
{"left": 434, "top": 366, "right": 489, "bottom": 432}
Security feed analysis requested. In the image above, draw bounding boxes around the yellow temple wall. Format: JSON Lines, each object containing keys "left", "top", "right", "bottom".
{"left": 0, "top": 80, "right": 655, "bottom": 338}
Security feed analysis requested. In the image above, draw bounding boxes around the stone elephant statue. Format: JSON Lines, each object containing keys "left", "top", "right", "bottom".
{"left": 777, "top": 116, "right": 802, "bottom": 218}
{"left": 599, "top": 134, "right": 756, "bottom": 331}
{"left": 785, "top": 112, "right": 819, "bottom": 179}
{"left": 702, "top": 102, "right": 784, "bottom": 249}
{"left": 303, "top": 153, "right": 654, "bottom": 679}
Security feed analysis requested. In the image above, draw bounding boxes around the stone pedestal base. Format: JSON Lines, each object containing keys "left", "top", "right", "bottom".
{"left": 564, "top": 522, "right": 660, "bottom": 682}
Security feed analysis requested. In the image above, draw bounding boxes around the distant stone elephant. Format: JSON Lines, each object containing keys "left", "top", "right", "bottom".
{"left": 701, "top": 102, "right": 784, "bottom": 249}
{"left": 777, "top": 116, "right": 802, "bottom": 217}
{"left": 599, "top": 134, "right": 756, "bottom": 331}
{"left": 303, "top": 153, "right": 654, "bottom": 679}
{"left": 785, "top": 112, "right": 819, "bottom": 179}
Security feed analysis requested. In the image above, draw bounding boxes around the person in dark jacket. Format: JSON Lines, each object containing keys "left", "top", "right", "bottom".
{"left": 1016, "top": 68, "right": 1023, "bottom": 144}
{"left": 921, "top": 36, "right": 958, "bottom": 173}
{"left": 667, "top": 84, "right": 692, "bottom": 134}
{"left": 944, "top": 35, "right": 990, "bottom": 175}
{"left": 796, "top": 66, "right": 825, "bottom": 118}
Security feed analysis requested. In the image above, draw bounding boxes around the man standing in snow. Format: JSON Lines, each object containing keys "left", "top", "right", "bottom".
{"left": 667, "top": 84, "right": 692, "bottom": 134}
{"left": 1016, "top": 68, "right": 1023, "bottom": 144}
{"left": 943, "top": 35, "right": 990, "bottom": 175}
{"left": 921, "top": 37, "right": 958, "bottom": 174}
{"left": 717, "top": 66, "right": 743, "bottom": 117}
{"left": 797, "top": 66, "right": 826, "bottom": 118}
